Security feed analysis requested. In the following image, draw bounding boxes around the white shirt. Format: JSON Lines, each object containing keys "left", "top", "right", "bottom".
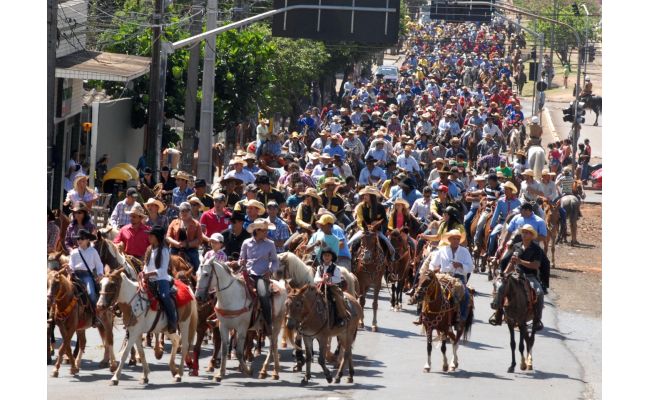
{"left": 69, "top": 246, "right": 104, "bottom": 276}
{"left": 540, "top": 181, "right": 559, "bottom": 199}
{"left": 430, "top": 245, "right": 473, "bottom": 280}
{"left": 483, "top": 123, "right": 502, "bottom": 139}
{"left": 410, "top": 196, "right": 432, "bottom": 221}
{"left": 224, "top": 169, "right": 256, "bottom": 185}
{"left": 256, "top": 124, "right": 269, "bottom": 142}
{"left": 396, "top": 154, "right": 421, "bottom": 173}
{"left": 314, "top": 262, "right": 343, "bottom": 284}
{"left": 520, "top": 179, "right": 544, "bottom": 202}
{"left": 144, "top": 247, "right": 172, "bottom": 282}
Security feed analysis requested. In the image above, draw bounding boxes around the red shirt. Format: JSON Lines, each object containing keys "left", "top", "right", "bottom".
{"left": 200, "top": 209, "right": 232, "bottom": 236}
{"left": 114, "top": 223, "right": 151, "bottom": 258}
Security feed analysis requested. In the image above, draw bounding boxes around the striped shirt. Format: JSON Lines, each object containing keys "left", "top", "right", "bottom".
{"left": 556, "top": 175, "right": 575, "bottom": 195}
{"left": 110, "top": 200, "right": 141, "bottom": 228}
{"left": 483, "top": 184, "right": 503, "bottom": 201}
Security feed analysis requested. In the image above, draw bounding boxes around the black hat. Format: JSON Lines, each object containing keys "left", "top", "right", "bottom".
{"left": 126, "top": 187, "right": 138, "bottom": 197}
{"left": 147, "top": 225, "right": 166, "bottom": 243}
{"left": 161, "top": 166, "right": 170, "bottom": 172}
{"left": 320, "top": 247, "right": 338, "bottom": 263}
{"left": 521, "top": 202, "right": 534, "bottom": 211}
{"left": 195, "top": 179, "right": 207, "bottom": 188}
{"left": 73, "top": 229, "right": 96, "bottom": 241}
{"left": 365, "top": 155, "right": 377, "bottom": 163}
{"left": 144, "top": 167, "right": 153, "bottom": 174}
{"left": 255, "top": 175, "right": 271, "bottom": 185}
{"left": 231, "top": 211, "right": 246, "bottom": 222}
{"left": 444, "top": 206, "right": 459, "bottom": 218}
{"left": 487, "top": 173, "right": 498, "bottom": 181}
{"left": 400, "top": 177, "right": 416, "bottom": 188}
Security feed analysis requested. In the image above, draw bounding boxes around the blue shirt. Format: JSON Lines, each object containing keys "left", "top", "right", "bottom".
{"left": 490, "top": 197, "right": 522, "bottom": 229}
{"left": 389, "top": 188, "right": 423, "bottom": 207}
{"left": 331, "top": 225, "right": 351, "bottom": 259}
{"left": 323, "top": 144, "right": 346, "bottom": 159}
{"left": 239, "top": 237, "right": 279, "bottom": 276}
{"left": 432, "top": 180, "right": 461, "bottom": 201}
{"left": 267, "top": 216, "right": 290, "bottom": 253}
{"left": 359, "top": 166, "right": 387, "bottom": 186}
{"left": 170, "top": 186, "right": 194, "bottom": 219}
{"left": 507, "top": 214, "right": 548, "bottom": 238}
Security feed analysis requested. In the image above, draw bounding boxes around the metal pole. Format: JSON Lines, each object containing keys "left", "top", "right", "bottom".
{"left": 582, "top": 4, "right": 590, "bottom": 81}
{"left": 538, "top": 32, "right": 545, "bottom": 115}
{"left": 549, "top": 0, "right": 557, "bottom": 61}
{"left": 146, "top": 0, "right": 166, "bottom": 180}
{"left": 47, "top": 0, "right": 58, "bottom": 208}
{"left": 197, "top": 0, "right": 218, "bottom": 183}
{"left": 180, "top": 0, "right": 204, "bottom": 174}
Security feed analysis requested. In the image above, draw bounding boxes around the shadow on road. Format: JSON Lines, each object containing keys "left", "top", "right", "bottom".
{"left": 435, "top": 370, "right": 513, "bottom": 381}
{"left": 520, "top": 369, "right": 586, "bottom": 383}
{"left": 464, "top": 340, "right": 503, "bottom": 351}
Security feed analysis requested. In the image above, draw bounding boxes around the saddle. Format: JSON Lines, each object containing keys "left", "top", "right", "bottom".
{"left": 138, "top": 274, "right": 194, "bottom": 312}
{"left": 504, "top": 273, "right": 537, "bottom": 317}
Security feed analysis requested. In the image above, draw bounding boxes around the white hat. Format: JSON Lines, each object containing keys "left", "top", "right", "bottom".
{"left": 531, "top": 116, "right": 539, "bottom": 124}
{"left": 209, "top": 233, "right": 224, "bottom": 243}
{"left": 585, "top": 75, "right": 591, "bottom": 81}
{"left": 246, "top": 218, "right": 276, "bottom": 234}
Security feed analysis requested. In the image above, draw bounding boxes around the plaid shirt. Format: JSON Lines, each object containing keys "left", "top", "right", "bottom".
{"left": 110, "top": 200, "right": 140, "bottom": 228}
{"left": 267, "top": 216, "right": 290, "bottom": 253}
{"left": 478, "top": 154, "right": 504, "bottom": 171}
{"left": 168, "top": 186, "right": 195, "bottom": 219}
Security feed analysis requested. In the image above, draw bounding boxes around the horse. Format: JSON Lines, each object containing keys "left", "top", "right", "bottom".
{"left": 285, "top": 232, "right": 311, "bottom": 263}
{"left": 98, "top": 225, "right": 120, "bottom": 242}
{"left": 492, "top": 271, "right": 537, "bottom": 372}
{"left": 97, "top": 267, "right": 198, "bottom": 385}
{"left": 469, "top": 199, "right": 495, "bottom": 275}
{"left": 387, "top": 230, "right": 412, "bottom": 311}
{"left": 195, "top": 258, "right": 288, "bottom": 381}
{"left": 285, "top": 284, "right": 362, "bottom": 385}
{"left": 47, "top": 269, "right": 117, "bottom": 377}
{"left": 136, "top": 183, "right": 156, "bottom": 202}
{"left": 465, "top": 127, "right": 482, "bottom": 170}
{"left": 353, "top": 223, "right": 387, "bottom": 332}
{"left": 581, "top": 95, "right": 602, "bottom": 126}
{"left": 414, "top": 271, "right": 474, "bottom": 372}
{"left": 560, "top": 181, "right": 585, "bottom": 246}
{"left": 53, "top": 209, "right": 70, "bottom": 255}
{"left": 527, "top": 145, "right": 546, "bottom": 181}
{"left": 507, "top": 124, "right": 526, "bottom": 161}
{"left": 542, "top": 199, "right": 560, "bottom": 267}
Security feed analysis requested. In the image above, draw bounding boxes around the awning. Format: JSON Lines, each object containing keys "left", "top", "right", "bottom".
{"left": 56, "top": 51, "right": 151, "bottom": 82}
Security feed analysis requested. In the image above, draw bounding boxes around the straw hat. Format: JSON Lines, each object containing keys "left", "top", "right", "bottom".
{"left": 246, "top": 218, "right": 276, "bottom": 234}
{"left": 322, "top": 177, "right": 339, "bottom": 187}
{"left": 189, "top": 196, "right": 207, "bottom": 211}
{"left": 394, "top": 198, "right": 410, "bottom": 208}
{"left": 520, "top": 224, "right": 538, "bottom": 239}
{"left": 541, "top": 169, "right": 550, "bottom": 176}
{"left": 144, "top": 197, "right": 166, "bottom": 212}
{"left": 522, "top": 169, "right": 535, "bottom": 177}
{"left": 126, "top": 203, "right": 147, "bottom": 217}
{"left": 243, "top": 153, "right": 256, "bottom": 161}
{"left": 291, "top": 131, "right": 301, "bottom": 139}
{"left": 301, "top": 188, "right": 321, "bottom": 204}
{"left": 316, "top": 214, "right": 336, "bottom": 226}
{"left": 503, "top": 181, "right": 518, "bottom": 193}
{"left": 229, "top": 157, "right": 245, "bottom": 166}
{"left": 358, "top": 186, "right": 382, "bottom": 198}
{"left": 175, "top": 171, "right": 191, "bottom": 181}
{"left": 244, "top": 199, "right": 266, "bottom": 214}
{"left": 443, "top": 229, "right": 462, "bottom": 240}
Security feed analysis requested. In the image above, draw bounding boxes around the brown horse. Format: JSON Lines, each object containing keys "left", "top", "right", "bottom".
{"left": 387, "top": 229, "right": 412, "bottom": 311}
{"left": 353, "top": 222, "right": 387, "bottom": 332}
{"left": 542, "top": 200, "right": 560, "bottom": 267}
{"left": 285, "top": 232, "right": 311, "bottom": 263}
{"left": 47, "top": 269, "right": 117, "bottom": 377}
{"left": 493, "top": 272, "right": 537, "bottom": 372}
{"left": 191, "top": 291, "right": 221, "bottom": 376}
{"left": 414, "top": 271, "right": 474, "bottom": 373}
{"left": 53, "top": 209, "right": 70, "bottom": 255}
{"left": 469, "top": 199, "right": 495, "bottom": 274}
{"left": 285, "top": 284, "right": 362, "bottom": 385}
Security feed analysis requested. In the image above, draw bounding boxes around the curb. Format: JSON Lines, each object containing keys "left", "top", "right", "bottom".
{"left": 544, "top": 107, "right": 560, "bottom": 143}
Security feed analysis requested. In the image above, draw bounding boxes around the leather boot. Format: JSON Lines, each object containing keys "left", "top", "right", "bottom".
{"left": 332, "top": 287, "right": 350, "bottom": 326}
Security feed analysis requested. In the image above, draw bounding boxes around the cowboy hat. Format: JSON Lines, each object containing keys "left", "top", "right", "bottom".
{"left": 300, "top": 187, "right": 321, "bottom": 201}
{"left": 515, "top": 150, "right": 526, "bottom": 157}
{"left": 322, "top": 177, "right": 339, "bottom": 187}
{"left": 443, "top": 229, "right": 462, "bottom": 240}
{"left": 126, "top": 203, "right": 147, "bottom": 217}
{"left": 474, "top": 174, "right": 486, "bottom": 181}
{"left": 244, "top": 199, "right": 266, "bottom": 214}
{"left": 175, "top": 171, "right": 191, "bottom": 181}
{"left": 71, "top": 201, "right": 89, "bottom": 214}
{"left": 541, "top": 169, "right": 550, "bottom": 175}
{"left": 520, "top": 224, "right": 538, "bottom": 239}
{"left": 319, "top": 247, "right": 338, "bottom": 263}
{"left": 73, "top": 228, "right": 97, "bottom": 241}
{"left": 246, "top": 218, "right": 276, "bottom": 234}
{"left": 209, "top": 233, "right": 224, "bottom": 243}
{"left": 316, "top": 214, "right": 336, "bottom": 226}
{"left": 144, "top": 197, "right": 166, "bottom": 212}
{"left": 189, "top": 196, "right": 207, "bottom": 211}
{"left": 522, "top": 169, "right": 535, "bottom": 177}
{"left": 229, "top": 157, "right": 245, "bottom": 166}
{"left": 450, "top": 137, "right": 461, "bottom": 144}
{"left": 147, "top": 225, "right": 166, "bottom": 243}
{"left": 503, "top": 181, "right": 518, "bottom": 193}
{"left": 316, "top": 207, "right": 336, "bottom": 218}
{"left": 243, "top": 153, "right": 256, "bottom": 161}
{"left": 394, "top": 198, "right": 410, "bottom": 208}
{"left": 291, "top": 131, "right": 301, "bottom": 139}
{"left": 358, "top": 186, "right": 382, "bottom": 198}
{"left": 220, "top": 176, "right": 243, "bottom": 185}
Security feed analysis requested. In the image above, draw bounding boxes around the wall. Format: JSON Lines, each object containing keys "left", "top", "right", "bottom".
{"left": 95, "top": 98, "right": 145, "bottom": 170}
{"left": 56, "top": 0, "right": 88, "bottom": 58}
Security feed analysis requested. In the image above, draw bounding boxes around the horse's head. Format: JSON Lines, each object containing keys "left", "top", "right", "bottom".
{"left": 46, "top": 269, "right": 68, "bottom": 308}
{"left": 285, "top": 284, "right": 315, "bottom": 330}
{"left": 195, "top": 260, "right": 215, "bottom": 301}
{"left": 96, "top": 267, "right": 125, "bottom": 311}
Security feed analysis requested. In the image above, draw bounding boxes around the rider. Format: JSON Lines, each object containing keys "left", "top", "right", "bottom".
{"left": 143, "top": 225, "right": 177, "bottom": 333}
{"left": 239, "top": 218, "right": 279, "bottom": 331}
{"left": 305, "top": 214, "right": 341, "bottom": 265}
{"left": 519, "top": 169, "right": 546, "bottom": 220}
{"left": 490, "top": 224, "right": 545, "bottom": 332}
{"left": 113, "top": 203, "right": 151, "bottom": 261}
{"left": 314, "top": 247, "right": 351, "bottom": 327}
{"left": 320, "top": 177, "right": 349, "bottom": 226}
{"left": 428, "top": 229, "right": 473, "bottom": 330}
{"left": 472, "top": 173, "right": 503, "bottom": 250}
{"left": 487, "top": 181, "right": 522, "bottom": 258}
{"left": 68, "top": 229, "right": 103, "bottom": 327}
{"left": 348, "top": 186, "right": 396, "bottom": 262}
{"left": 166, "top": 202, "right": 202, "bottom": 273}
{"left": 579, "top": 75, "right": 593, "bottom": 100}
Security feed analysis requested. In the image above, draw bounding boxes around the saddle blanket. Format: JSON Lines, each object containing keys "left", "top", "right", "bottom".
{"left": 142, "top": 278, "right": 194, "bottom": 311}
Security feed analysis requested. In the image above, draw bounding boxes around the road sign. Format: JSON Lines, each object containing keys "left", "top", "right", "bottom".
{"left": 430, "top": 0, "right": 494, "bottom": 23}
{"left": 271, "top": 0, "right": 400, "bottom": 45}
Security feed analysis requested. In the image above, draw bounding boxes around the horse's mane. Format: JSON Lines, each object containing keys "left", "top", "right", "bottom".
{"left": 278, "top": 252, "right": 314, "bottom": 285}
{"left": 96, "top": 236, "right": 138, "bottom": 280}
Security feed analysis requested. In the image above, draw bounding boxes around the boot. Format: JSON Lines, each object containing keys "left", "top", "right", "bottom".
{"left": 332, "top": 287, "right": 351, "bottom": 327}
{"left": 260, "top": 295, "right": 272, "bottom": 333}
{"left": 488, "top": 309, "right": 503, "bottom": 326}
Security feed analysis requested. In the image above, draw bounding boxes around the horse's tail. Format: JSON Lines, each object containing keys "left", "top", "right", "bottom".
{"left": 282, "top": 320, "right": 302, "bottom": 351}
{"left": 187, "top": 299, "right": 198, "bottom": 350}
{"left": 462, "top": 305, "right": 474, "bottom": 342}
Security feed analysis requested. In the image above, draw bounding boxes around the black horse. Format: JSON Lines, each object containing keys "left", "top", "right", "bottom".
{"left": 581, "top": 95, "right": 602, "bottom": 126}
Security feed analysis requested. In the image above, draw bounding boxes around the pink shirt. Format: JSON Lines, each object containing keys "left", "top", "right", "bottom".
{"left": 114, "top": 224, "right": 151, "bottom": 258}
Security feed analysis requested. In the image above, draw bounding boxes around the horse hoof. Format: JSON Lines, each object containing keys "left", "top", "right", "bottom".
{"left": 487, "top": 272, "right": 493, "bottom": 281}
{"left": 189, "top": 369, "right": 199, "bottom": 377}
{"left": 174, "top": 376, "right": 181, "bottom": 383}
{"left": 206, "top": 366, "right": 214, "bottom": 372}
{"left": 527, "top": 364, "right": 533, "bottom": 371}
{"left": 372, "top": 326, "right": 378, "bottom": 332}
{"left": 272, "top": 373, "right": 279, "bottom": 380}
{"left": 507, "top": 366, "right": 514, "bottom": 373}
{"left": 450, "top": 366, "right": 457, "bottom": 371}
{"left": 292, "top": 364, "right": 303, "bottom": 372}
{"left": 442, "top": 364, "right": 448, "bottom": 372}
{"left": 51, "top": 370, "right": 59, "bottom": 378}
{"left": 300, "top": 378, "right": 308, "bottom": 386}
{"left": 98, "top": 360, "right": 109, "bottom": 369}
{"left": 214, "top": 376, "right": 222, "bottom": 383}
{"left": 128, "top": 359, "right": 137, "bottom": 366}
{"left": 423, "top": 367, "right": 430, "bottom": 373}
{"left": 259, "top": 372, "right": 267, "bottom": 379}
{"left": 154, "top": 350, "right": 164, "bottom": 360}
{"left": 70, "top": 368, "right": 79, "bottom": 375}
{"left": 347, "top": 377, "right": 353, "bottom": 383}
{"left": 110, "top": 379, "right": 119, "bottom": 386}
{"left": 139, "top": 378, "right": 149, "bottom": 385}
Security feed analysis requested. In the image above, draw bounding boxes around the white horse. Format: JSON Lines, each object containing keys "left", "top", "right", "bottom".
{"left": 527, "top": 145, "right": 546, "bottom": 180}
{"left": 195, "top": 259, "right": 288, "bottom": 382}
{"left": 277, "top": 252, "right": 359, "bottom": 297}
{"left": 98, "top": 225, "right": 120, "bottom": 242}
{"left": 97, "top": 268, "right": 198, "bottom": 385}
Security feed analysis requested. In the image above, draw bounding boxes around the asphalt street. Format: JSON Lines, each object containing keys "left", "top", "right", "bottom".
{"left": 47, "top": 270, "right": 588, "bottom": 400}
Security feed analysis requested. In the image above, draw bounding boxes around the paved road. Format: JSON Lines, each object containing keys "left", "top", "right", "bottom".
{"left": 545, "top": 100, "right": 603, "bottom": 162}
{"left": 47, "top": 270, "right": 587, "bottom": 400}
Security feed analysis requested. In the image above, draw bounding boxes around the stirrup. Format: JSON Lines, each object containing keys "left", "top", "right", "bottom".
{"left": 488, "top": 312, "right": 502, "bottom": 326}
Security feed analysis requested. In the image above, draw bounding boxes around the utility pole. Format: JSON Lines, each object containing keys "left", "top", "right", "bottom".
{"left": 47, "top": 0, "right": 58, "bottom": 208}
{"left": 146, "top": 0, "right": 167, "bottom": 181}
{"left": 549, "top": 0, "right": 557, "bottom": 63}
{"left": 180, "top": 0, "right": 204, "bottom": 174}
{"left": 197, "top": 0, "right": 218, "bottom": 183}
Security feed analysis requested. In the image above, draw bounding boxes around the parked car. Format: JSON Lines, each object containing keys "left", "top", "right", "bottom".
{"left": 375, "top": 65, "right": 399, "bottom": 82}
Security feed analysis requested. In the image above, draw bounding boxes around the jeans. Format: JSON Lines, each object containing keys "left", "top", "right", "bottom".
{"left": 171, "top": 248, "right": 200, "bottom": 274}
{"left": 464, "top": 207, "right": 478, "bottom": 241}
{"left": 253, "top": 275, "right": 271, "bottom": 326}
{"left": 75, "top": 270, "right": 97, "bottom": 304}
{"left": 473, "top": 210, "right": 490, "bottom": 247}
{"left": 487, "top": 224, "right": 503, "bottom": 257}
{"left": 153, "top": 279, "right": 177, "bottom": 328}
{"left": 348, "top": 230, "right": 395, "bottom": 259}
{"left": 453, "top": 274, "right": 471, "bottom": 321}
{"left": 255, "top": 140, "right": 267, "bottom": 158}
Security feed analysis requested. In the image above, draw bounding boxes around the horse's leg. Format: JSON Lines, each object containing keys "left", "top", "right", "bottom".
{"left": 301, "top": 338, "right": 313, "bottom": 385}
{"left": 551, "top": 231, "right": 556, "bottom": 268}
{"left": 259, "top": 333, "right": 271, "bottom": 379}
{"left": 293, "top": 334, "right": 305, "bottom": 372}
{"left": 325, "top": 336, "right": 336, "bottom": 363}
{"left": 371, "top": 283, "right": 380, "bottom": 332}
{"left": 317, "top": 337, "right": 333, "bottom": 383}
{"left": 134, "top": 338, "right": 150, "bottom": 384}
{"left": 441, "top": 338, "right": 449, "bottom": 372}
{"left": 507, "top": 324, "right": 516, "bottom": 373}
{"left": 72, "top": 330, "right": 85, "bottom": 374}
{"left": 111, "top": 330, "right": 137, "bottom": 385}
{"left": 193, "top": 323, "right": 206, "bottom": 375}
{"left": 236, "top": 329, "right": 252, "bottom": 376}
{"left": 527, "top": 329, "right": 535, "bottom": 370}
{"left": 334, "top": 336, "right": 347, "bottom": 383}
{"left": 271, "top": 324, "right": 281, "bottom": 380}
{"left": 390, "top": 283, "right": 396, "bottom": 311}
{"left": 358, "top": 290, "right": 366, "bottom": 329}
{"left": 450, "top": 338, "right": 459, "bottom": 371}
{"left": 168, "top": 333, "right": 181, "bottom": 381}
{"left": 424, "top": 328, "right": 432, "bottom": 372}
{"left": 519, "top": 327, "right": 527, "bottom": 371}
{"left": 154, "top": 333, "right": 164, "bottom": 360}
{"left": 214, "top": 328, "right": 229, "bottom": 382}
{"left": 209, "top": 326, "right": 221, "bottom": 371}
{"left": 52, "top": 325, "right": 69, "bottom": 377}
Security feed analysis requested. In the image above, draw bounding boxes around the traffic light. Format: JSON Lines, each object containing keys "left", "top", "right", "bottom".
{"left": 571, "top": 3, "right": 580, "bottom": 16}
{"left": 562, "top": 103, "right": 575, "bottom": 122}
{"left": 588, "top": 46, "right": 596, "bottom": 62}
{"left": 575, "top": 102, "right": 586, "bottom": 124}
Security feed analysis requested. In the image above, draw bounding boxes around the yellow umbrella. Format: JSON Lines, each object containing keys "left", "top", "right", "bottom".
{"left": 102, "top": 167, "right": 132, "bottom": 192}
{"left": 114, "top": 163, "right": 139, "bottom": 180}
